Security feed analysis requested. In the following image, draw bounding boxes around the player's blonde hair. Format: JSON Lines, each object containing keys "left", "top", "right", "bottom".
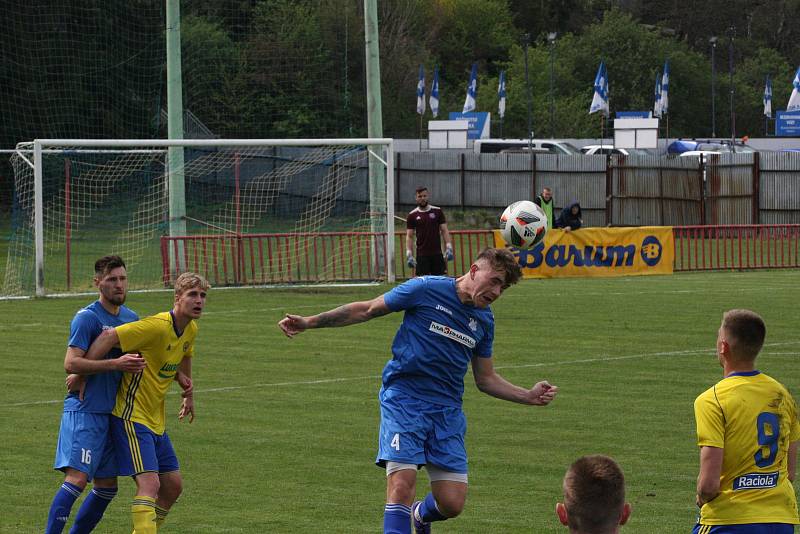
{"left": 174, "top": 272, "right": 211, "bottom": 296}
{"left": 722, "top": 309, "right": 766, "bottom": 361}
{"left": 562, "top": 455, "right": 626, "bottom": 533}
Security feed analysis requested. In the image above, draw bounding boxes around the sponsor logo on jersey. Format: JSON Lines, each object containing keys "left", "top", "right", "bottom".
{"left": 468, "top": 318, "right": 478, "bottom": 332}
{"left": 158, "top": 361, "right": 179, "bottom": 379}
{"left": 733, "top": 471, "right": 779, "bottom": 490}
{"left": 429, "top": 321, "right": 476, "bottom": 348}
{"left": 435, "top": 304, "right": 453, "bottom": 316}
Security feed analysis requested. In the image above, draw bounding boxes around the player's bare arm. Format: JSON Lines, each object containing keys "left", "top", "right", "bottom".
{"left": 696, "top": 446, "right": 723, "bottom": 505}
{"left": 278, "top": 296, "right": 391, "bottom": 337}
{"left": 440, "top": 222, "right": 452, "bottom": 247}
{"left": 177, "top": 356, "right": 195, "bottom": 423}
{"left": 471, "top": 356, "right": 558, "bottom": 406}
{"left": 175, "top": 370, "right": 193, "bottom": 398}
{"left": 64, "top": 336, "right": 145, "bottom": 375}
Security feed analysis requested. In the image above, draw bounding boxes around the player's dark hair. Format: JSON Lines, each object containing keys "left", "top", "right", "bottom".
{"left": 722, "top": 309, "right": 766, "bottom": 361}
{"left": 562, "top": 455, "right": 626, "bottom": 533}
{"left": 415, "top": 186, "right": 428, "bottom": 194}
{"left": 476, "top": 248, "right": 522, "bottom": 286}
{"left": 94, "top": 255, "right": 126, "bottom": 277}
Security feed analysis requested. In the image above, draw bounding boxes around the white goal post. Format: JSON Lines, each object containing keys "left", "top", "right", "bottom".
{"left": 4, "top": 138, "right": 395, "bottom": 297}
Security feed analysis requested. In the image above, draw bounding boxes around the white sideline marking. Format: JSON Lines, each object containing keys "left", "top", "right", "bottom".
{"left": 5, "top": 341, "right": 797, "bottom": 409}
{"left": 0, "top": 323, "right": 42, "bottom": 330}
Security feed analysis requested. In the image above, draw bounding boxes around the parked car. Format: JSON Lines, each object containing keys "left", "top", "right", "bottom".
{"left": 667, "top": 139, "right": 756, "bottom": 154}
{"left": 474, "top": 138, "right": 581, "bottom": 155}
{"left": 678, "top": 150, "right": 724, "bottom": 158}
{"left": 580, "top": 145, "right": 652, "bottom": 156}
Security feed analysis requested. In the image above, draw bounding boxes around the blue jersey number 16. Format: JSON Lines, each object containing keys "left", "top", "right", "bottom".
{"left": 754, "top": 412, "right": 780, "bottom": 468}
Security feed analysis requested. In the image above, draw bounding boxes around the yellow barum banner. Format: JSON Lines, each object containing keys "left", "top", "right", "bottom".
{"left": 492, "top": 226, "right": 674, "bottom": 278}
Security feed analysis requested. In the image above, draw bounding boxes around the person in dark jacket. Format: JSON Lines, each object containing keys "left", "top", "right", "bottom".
{"left": 555, "top": 201, "right": 583, "bottom": 232}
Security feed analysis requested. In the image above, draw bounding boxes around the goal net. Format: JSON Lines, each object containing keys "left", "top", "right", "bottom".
{"left": 3, "top": 139, "right": 394, "bottom": 297}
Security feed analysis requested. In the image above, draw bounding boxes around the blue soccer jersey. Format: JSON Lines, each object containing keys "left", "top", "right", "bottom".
{"left": 63, "top": 301, "right": 139, "bottom": 413}
{"left": 382, "top": 276, "right": 494, "bottom": 407}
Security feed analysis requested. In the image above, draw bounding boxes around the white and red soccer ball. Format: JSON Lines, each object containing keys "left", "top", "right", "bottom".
{"left": 499, "top": 200, "right": 548, "bottom": 249}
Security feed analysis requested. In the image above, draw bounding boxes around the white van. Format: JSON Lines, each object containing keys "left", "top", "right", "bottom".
{"left": 473, "top": 138, "right": 581, "bottom": 155}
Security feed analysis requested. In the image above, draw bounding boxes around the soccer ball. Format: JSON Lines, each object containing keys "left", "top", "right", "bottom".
{"left": 499, "top": 200, "right": 548, "bottom": 248}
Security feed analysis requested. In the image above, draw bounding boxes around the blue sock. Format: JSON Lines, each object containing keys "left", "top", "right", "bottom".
{"left": 69, "top": 486, "right": 117, "bottom": 534}
{"left": 383, "top": 503, "right": 411, "bottom": 534}
{"left": 45, "top": 482, "right": 83, "bottom": 534}
{"left": 418, "top": 492, "right": 447, "bottom": 523}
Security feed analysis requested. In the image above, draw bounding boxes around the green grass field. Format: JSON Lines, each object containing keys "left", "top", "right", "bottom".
{"left": 1, "top": 270, "right": 799, "bottom": 533}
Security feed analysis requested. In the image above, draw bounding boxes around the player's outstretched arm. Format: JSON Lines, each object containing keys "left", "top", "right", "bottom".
{"left": 471, "top": 356, "right": 558, "bottom": 406}
{"left": 65, "top": 328, "right": 146, "bottom": 375}
{"left": 278, "top": 295, "right": 391, "bottom": 338}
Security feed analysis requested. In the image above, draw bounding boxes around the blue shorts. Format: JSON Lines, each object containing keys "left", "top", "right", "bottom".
{"left": 110, "top": 417, "right": 179, "bottom": 476}
{"left": 53, "top": 411, "right": 117, "bottom": 481}
{"left": 693, "top": 524, "right": 795, "bottom": 534}
{"left": 375, "top": 388, "right": 468, "bottom": 474}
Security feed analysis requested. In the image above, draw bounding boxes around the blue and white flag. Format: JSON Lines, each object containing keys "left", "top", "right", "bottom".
{"left": 430, "top": 67, "right": 440, "bottom": 118}
{"left": 763, "top": 75, "right": 772, "bottom": 118}
{"left": 463, "top": 63, "right": 478, "bottom": 113}
{"left": 653, "top": 70, "right": 662, "bottom": 118}
{"left": 589, "top": 61, "right": 609, "bottom": 116}
{"left": 498, "top": 70, "right": 507, "bottom": 119}
{"left": 659, "top": 60, "right": 670, "bottom": 115}
{"left": 788, "top": 66, "right": 800, "bottom": 111}
{"left": 416, "top": 64, "right": 426, "bottom": 115}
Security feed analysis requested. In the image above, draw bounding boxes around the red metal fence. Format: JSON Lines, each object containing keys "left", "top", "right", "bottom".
{"left": 161, "top": 225, "right": 800, "bottom": 286}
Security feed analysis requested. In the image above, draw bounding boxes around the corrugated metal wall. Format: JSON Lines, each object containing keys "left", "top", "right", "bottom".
{"left": 759, "top": 152, "right": 800, "bottom": 224}
{"left": 395, "top": 151, "right": 800, "bottom": 226}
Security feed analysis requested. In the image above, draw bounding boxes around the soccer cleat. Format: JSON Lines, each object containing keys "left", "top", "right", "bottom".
{"left": 412, "top": 501, "right": 431, "bottom": 534}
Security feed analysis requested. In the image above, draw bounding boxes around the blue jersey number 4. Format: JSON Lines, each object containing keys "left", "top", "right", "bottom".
{"left": 754, "top": 412, "right": 780, "bottom": 468}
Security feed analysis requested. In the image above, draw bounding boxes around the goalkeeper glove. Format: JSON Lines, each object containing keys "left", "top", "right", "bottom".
{"left": 406, "top": 251, "right": 416, "bottom": 268}
{"left": 444, "top": 244, "right": 454, "bottom": 261}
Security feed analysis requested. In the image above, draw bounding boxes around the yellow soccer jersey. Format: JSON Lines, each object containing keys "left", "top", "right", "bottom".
{"left": 694, "top": 371, "right": 800, "bottom": 525}
{"left": 112, "top": 311, "right": 197, "bottom": 435}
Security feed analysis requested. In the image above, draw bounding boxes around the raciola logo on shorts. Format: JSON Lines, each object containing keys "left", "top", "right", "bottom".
{"left": 733, "top": 471, "right": 779, "bottom": 490}
{"left": 429, "top": 321, "right": 476, "bottom": 348}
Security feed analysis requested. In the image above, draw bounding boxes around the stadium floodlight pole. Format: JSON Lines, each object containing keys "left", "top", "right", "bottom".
{"left": 364, "top": 0, "right": 393, "bottom": 282}
{"left": 523, "top": 33, "right": 533, "bottom": 150}
{"left": 728, "top": 26, "right": 736, "bottom": 142}
{"left": 710, "top": 36, "right": 717, "bottom": 137}
{"left": 166, "top": 0, "right": 186, "bottom": 272}
{"left": 548, "top": 32, "right": 557, "bottom": 138}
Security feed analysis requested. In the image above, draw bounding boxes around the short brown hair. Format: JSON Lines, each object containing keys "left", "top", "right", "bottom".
{"left": 476, "top": 247, "right": 522, "bottom": 286}
{"left": 94, "top": 255, "right": 126, "bottom": 277}
{"left": 563, "top": 455, "right": 626, "bottom": 533}
{"left": 722, "top": 309, "right": 766, "bottom": 361}
{"left": 415, "top": 186, "right": 428, "bottom": 194}
{"left": 174, "top": 272, "right": 210, "bottom": 296}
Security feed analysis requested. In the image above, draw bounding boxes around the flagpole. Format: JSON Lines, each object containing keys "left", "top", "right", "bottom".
{"left": 419, "top": 113, "right": 423, "bottom": 151}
